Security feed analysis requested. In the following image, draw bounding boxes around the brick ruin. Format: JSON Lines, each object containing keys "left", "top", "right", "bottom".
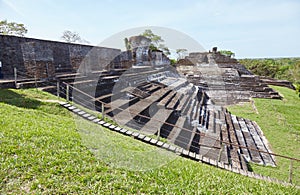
{"left": 0, "top": 35, "right": 123, "bottom": 79}
{"left": 1, "top": 35, "right": 295, "bottom": 171}
{"left": 57, "top": 65, "right": 275, "bottom": 170}
{"left": 0, "top": 35, "right": 170, "bottom": 79}
{"left": 176, "top": 47, "right": 284, "bottom": 105}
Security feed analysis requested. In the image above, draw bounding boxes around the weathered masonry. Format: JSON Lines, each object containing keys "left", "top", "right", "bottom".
{"left": 1, "top": 34, "right": 294, "bottom": 172}
{"left": 176, "top": 48, "right": 283, "bottom": 105}
{"left": 0, "top": 35, "right": 170, "bottom": 79}
{"left": 0, "top": 35, "right": 121, "bottom": 78}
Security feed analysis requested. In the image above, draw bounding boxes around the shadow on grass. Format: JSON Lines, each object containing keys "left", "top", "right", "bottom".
{"left": 0, "top": 89, "right": 42, "bottom": 109}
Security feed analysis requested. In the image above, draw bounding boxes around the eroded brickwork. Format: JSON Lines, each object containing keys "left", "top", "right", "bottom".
{"left": 0, "top": 35, "right": 121, "bottom": 78}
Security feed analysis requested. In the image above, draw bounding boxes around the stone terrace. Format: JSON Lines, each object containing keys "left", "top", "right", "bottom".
{"left": 54, "top": 65, "right": 276, "bottom": 171}
{"left": 176, "top": 49, "right": 282, "bottom": 105}
{"left": 0, "top": 36, "right": 282, "bottom": 171}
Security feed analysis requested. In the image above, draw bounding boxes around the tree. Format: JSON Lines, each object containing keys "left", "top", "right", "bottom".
{"left": 219, "top": 50, "right": 235, "bottom": 58}
{"left": 140, "top": 29, "right": 170, "bottom": 56}
{"left": 61, "top": 30, "right": 81, "bottom": 43}
{"left": 159, "top": 44, "right": 171, "bottom": 56}
{"left": 169, "top": 59, "right": 177, "bottom": 66}
{"left": 176, "top": 48, "right": 188, "bottom": 60}
{"left": 124, "top": 37, "right": 131, "bottom": 50}
{"left": 140, "top": 29, "right": 164, "bottom": 47}
{"left": 0, "top": 20, "right": 28, "bottom": 36}
{"left": 239, "top": 58, "right": 300, "bottom": 86}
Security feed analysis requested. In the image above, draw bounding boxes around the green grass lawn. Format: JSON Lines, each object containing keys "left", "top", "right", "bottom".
{"left": 227, "top": 86, "right": 300, "bottom": 185}
{"left": 0, "top": 88, "right": 299, "bottom": 194}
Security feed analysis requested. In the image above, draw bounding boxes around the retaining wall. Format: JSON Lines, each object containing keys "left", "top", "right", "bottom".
{"left": 0, "top": 35, "right": 121, "bottom": 78}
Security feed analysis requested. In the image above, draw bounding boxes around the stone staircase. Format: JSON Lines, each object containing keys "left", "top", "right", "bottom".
{"left": 177, "top": 64, "right": 282, "bottom": 105}
{"left": 45, "top": 65, "right": 276, "bottom": 171}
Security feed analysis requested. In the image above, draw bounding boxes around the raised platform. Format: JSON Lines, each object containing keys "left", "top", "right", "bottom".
{"left": 176, "top": 63, "right": 282, "bottom": 105}
{"left": 51, "top": 66, "right": 276, "bottom": 170}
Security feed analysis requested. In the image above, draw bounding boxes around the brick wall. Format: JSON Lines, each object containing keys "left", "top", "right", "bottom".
{"left": 0, "top": 35, "right": 121, "bottom": 79}
{"left": 179, "top": 52, "right": 237, "bottom": 65}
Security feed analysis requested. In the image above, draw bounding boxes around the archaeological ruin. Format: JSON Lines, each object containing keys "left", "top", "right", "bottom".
{"left": 1, "top": 34, "right": 295, "bottom": 172}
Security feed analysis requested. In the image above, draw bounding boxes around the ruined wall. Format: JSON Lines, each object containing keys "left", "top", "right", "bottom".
{"left": 188, "top": 52, "right": 209, "bottom": 64}
{"left": 118, "top": 50, "right": 133, "bottom": 68}
{"left": 178, "top": 51, "right": 237, "bottom": 65}
{"left": 0, "top": 35, "right": 121, "bottom": 78}
{"left": 208, "top": 53, "right": 238, "bottom": 64}
{"left": 150, "top": 51, "right": 170, "bottom": 66}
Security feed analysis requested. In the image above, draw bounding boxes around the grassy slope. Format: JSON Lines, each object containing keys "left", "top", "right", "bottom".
{"left": 0, "top": 88, "right": 299, "bottom": 194}
{"left": 227, "top": 86, "right": 300, "bottom": 185}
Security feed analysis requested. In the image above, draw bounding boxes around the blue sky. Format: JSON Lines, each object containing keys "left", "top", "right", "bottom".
{"left": 1, "top": 0, "right": 299, "bottom": 58}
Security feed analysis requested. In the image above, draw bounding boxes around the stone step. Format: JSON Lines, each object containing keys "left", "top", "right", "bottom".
{"left": 55, "top": 72, "right": 80, "bottom": 79}
{"left": 167, "top": 115, "right": 186, "bottom": 142}
{"left": 224, "top": 112, "right": 245, "bottom": 169}
{"left": 113, "top": 88, "right": 170, "bottom": 125}
{"left": 157, "top": 90, "right": 177, "bottom": 108}
{"left": 197, "top": 114, "right": 229, "bottom": 164}
{"left": 71, "top": 79, "right": 98, "bottom": 87}
{"left": 249, "top": 120, "right": 276, "bottom": 167}
{"left": 167, "top": 79, "right": 189, "bottom": 91}
{"left": 173, "top": 89, "right": 199, "bottom": 150}
{"left": 198, "top": 136, "right": 225, "bottom": 163}
{"left": 98, "top": 75, "right": 120, "bottom": 83}
{"left": 182, "top": 92, "right": 197, "bottom": 116}
{"left": 238, "top": 118, "right": 263, "bottom": 164}
{"left": 146, "top": 85, "right": 162, "bottom": 93}
{"left": 190, "top": 99, "right": 201, "bottom": 125}
{"left": 166, "top": 92, "right": 184, "bottom": 110}
{"left": 174, "top": 124, "right": 194, "bottom": 150}
{"left": 244, "top": 120, "right": 270, "bottom": 165}
{"left": 175, "top": 91, "right": 193, "bottom": 112}
{"left": 104, "top": 97, "right": 140, "bottom": 117}
{"left": 140, "top": 109, "right": 174, "bottom": 135}
{"left": 127, "top": 87, "right": 150, "bottom": 99}
{"left": 188, "top": 128, "right": 201, "bottom": 153}
{"left": 231, "top": 115, "right": 251, "bottom": 161}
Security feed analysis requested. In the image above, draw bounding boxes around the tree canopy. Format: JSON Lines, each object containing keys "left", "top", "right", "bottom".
{"left": 219, "top": 50, "right": 235, "bottom": 58}
{"left": 239, "top": 58, "right": 300, "bottom": 95}
{"left": 140, "top": 29, "right": 164, "bottom": 47}
{"left": 0, "top": 20, "right": 28, "bottom": 36}
{"left": 61, "top": 30, "right": 81, "bottom": 43}
{"left": 140, "top": 29, "right": 170, "bottom": 56}
{"left": 123, "top": 29, "right": 173, "bottom": 56}
{"left": 176, "top": 48, "right": 188, "bottom": 60}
